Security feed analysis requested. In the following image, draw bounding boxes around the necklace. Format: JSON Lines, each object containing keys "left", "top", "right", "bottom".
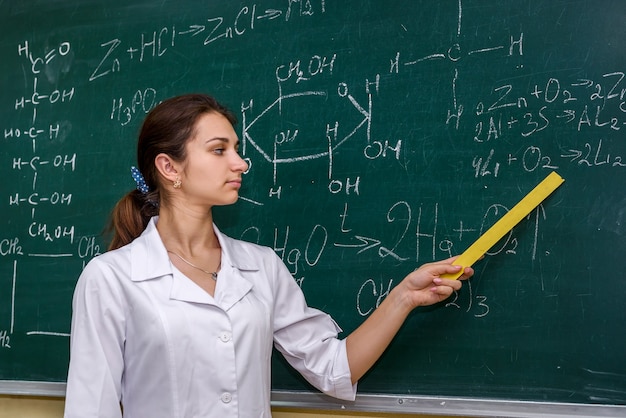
{"left": 167, "top": 250, "right": 219, "bottom": 280}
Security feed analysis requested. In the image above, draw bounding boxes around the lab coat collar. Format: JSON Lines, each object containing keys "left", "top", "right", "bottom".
{"left": 129, "top": 217, "right": 258, "bottom": 309}
{"left": 129, "top": 217, "right": 171, "bottom": 282}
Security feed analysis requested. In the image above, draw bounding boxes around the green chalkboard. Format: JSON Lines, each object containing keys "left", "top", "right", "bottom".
{"left": 1, "top": 0, "right": 626, "bottom": 415}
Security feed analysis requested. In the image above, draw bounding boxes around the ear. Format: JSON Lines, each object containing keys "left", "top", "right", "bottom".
{"left": 154, "top": 153, "right": 181, "bottom": 183}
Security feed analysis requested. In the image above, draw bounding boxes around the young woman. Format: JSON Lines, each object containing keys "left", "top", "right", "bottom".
{"left": 64, "top": 93, "right": 473, "bottom": 418}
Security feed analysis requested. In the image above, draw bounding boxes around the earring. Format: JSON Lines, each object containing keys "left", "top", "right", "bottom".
{"left": 173, "top": 177, "right": 182, "bottom": 189}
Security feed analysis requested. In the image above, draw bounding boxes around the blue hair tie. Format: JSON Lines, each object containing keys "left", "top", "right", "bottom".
{"left": 130, "top": 166, "right": 149, "bottom": 194}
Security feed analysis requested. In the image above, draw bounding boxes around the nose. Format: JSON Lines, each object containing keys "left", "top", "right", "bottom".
{"left": 232, "top": 152, "right": 249, "bottom": 173}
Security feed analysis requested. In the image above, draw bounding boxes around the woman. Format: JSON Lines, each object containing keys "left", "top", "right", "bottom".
{"left": 64, "top": 93, "right": 473, "bottom": 417}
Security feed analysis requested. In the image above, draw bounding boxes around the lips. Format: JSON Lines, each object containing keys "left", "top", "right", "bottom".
{"left": 227, "top": 179, "right": 242, "bottom": 188}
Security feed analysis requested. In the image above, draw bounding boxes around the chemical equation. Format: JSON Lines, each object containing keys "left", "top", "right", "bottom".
{"left": 469, "top": 73, "right": 626, "bottom": 178}
{"left": 471, "top": 73, "right": 626, "bottom": 140}
{"left": 235, "top": 199, "right": 552, "bottom": 318}
{"left": 89, "top": 0, "right": 327, "bottom": 81}
{"left": 473, "top": 139, "right": 626, "bottom": 179}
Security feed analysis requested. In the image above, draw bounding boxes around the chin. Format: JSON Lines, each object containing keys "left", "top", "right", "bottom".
{"left": 216, "top": 195, "right": 239, "bottom": 206}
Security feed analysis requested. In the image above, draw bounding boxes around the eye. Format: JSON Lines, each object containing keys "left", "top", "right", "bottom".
{"left": 212, "top": 147, "right": 225, "bottom": 155}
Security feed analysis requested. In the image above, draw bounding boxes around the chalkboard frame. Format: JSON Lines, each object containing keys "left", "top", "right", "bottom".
{"left": 3, "top": 0, "right": 626, "bottom": 414}
{"left": 2, "top": 381, "right": 625, "bottom": 417}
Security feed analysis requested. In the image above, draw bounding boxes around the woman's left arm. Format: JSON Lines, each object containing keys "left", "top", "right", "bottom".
{"left": 345, "top": 258, "right": 473, "bottom": 384}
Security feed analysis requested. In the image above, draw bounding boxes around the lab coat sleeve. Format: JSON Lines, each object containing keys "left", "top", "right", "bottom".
{"left": 269, "top": 250, "right": 357, "bottom": 401}
{"left": 64, "top": 258, "right": 125, "bottom": 418}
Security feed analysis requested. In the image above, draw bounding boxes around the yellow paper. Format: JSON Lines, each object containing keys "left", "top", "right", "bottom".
{"left": 441, "top": 171, "right": 565, "bottom": 279}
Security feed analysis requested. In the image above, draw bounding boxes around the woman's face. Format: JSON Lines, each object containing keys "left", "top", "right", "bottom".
{"left": 179, "top": 111, "right": 248, "bottom": 208}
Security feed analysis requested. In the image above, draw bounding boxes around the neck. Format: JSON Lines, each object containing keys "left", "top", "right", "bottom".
{"left": 156, "top": 207, "right": 219, "bottom": 255}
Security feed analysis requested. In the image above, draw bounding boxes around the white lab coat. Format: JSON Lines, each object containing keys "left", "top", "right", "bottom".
{"left": 64, "top": 217, "right": 356, "bottom": 418}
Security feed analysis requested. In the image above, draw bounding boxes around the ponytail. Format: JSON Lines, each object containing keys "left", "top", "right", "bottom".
{"left": 106, "top": 189, "right": 158, "bottom": 250}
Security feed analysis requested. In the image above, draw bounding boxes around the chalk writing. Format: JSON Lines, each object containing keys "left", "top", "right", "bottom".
{"left": 357, "top": 278, "right": 394, "bottom": 317}
{"left": 2, "top": 39, "right": 82, "bottom": 344}
{"left": 89, "top": 1, "right": 327, "bottom": 81}
{"left": 445, "top": 281, "right": 490, "bottom": 319}
{"left": 110, "top": 88, "right": 159, "bottom": 126}
{"left": 473, "top": 73, "right": 626, "bottom": 140}
{"left": 0, "top": 330, "right": 11, "bottom": 349}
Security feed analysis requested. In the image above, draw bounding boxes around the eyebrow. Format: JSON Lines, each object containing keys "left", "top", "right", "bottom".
{"left": 204, "top": 136, "right": 240, "bottom": 146}
{"left": 205, "top": 136, "right": 229, "bottom": 143}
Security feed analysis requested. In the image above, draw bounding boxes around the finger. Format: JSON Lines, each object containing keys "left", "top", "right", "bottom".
{"left": 429, "top": 263, "right": 463, "bottom": 277}
{"left": 433, "top": 277, "right": 463, "bottom": 291}
{"left": 430, "top": 284, "right": 456, "bottom": 299}
{"left": 427, "top": 256, "right": 466, "bottom": 271}
{"left": 457, "top": 267, "right": 475, "bottom": 281}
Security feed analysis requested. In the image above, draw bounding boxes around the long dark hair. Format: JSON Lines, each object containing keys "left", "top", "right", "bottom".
{"left": 106, "top": 94, "right": 237, "bottom": 250}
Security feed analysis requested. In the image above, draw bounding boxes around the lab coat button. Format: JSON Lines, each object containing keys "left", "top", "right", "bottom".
{"left": 219, "top": 332, "right": 231, "bottom": 342}
{"left": 220, "top": 392, "right": 232, "bottom": 403}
